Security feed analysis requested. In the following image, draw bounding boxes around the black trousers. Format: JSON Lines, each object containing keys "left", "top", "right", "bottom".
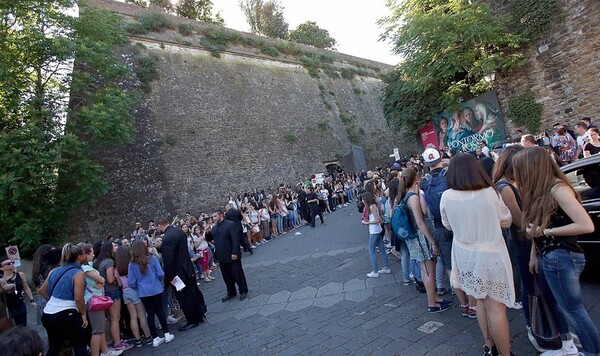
{"left": 42, "top": 309, "right": 88, "bottom": 356}
{"left": 220, "top": 260, "right": 248, "bottom": 296}
{"left": 140, "top": 293, "right": 169, "bottom": 338}
{"left": 174, "top": 276, "right": 206, "bottom": 325}
{"left": 309, "top": 206, "right": 323, "bottom": 227}
{"left": 239, "top": 231, "right": 253, "bottom": 251}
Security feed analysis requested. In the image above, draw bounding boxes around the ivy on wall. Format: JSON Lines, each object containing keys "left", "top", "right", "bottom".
{"left": 508, "top": 90, "right": 543, "bottom": 133}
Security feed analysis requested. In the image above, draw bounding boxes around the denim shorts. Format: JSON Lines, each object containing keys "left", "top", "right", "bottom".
{"left": 105, "top": 288, "right": 121, "bottom": 301}
{"left": 122, "top": 289, "right": 141, "bottom": 305}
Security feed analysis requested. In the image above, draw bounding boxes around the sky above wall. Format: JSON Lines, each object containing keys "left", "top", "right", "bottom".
{"left": 213, "top": 0, "right": 401, "bottom": 65}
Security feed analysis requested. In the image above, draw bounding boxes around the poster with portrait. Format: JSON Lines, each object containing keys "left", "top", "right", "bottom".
{"left": 422, "top": 91, "right": 507, "bottom": 152}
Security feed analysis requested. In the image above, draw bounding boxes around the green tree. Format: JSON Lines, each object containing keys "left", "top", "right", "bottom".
{"left": 239, "top": 0, "right": 288, "bottom": 39}
{"left": 379, "top": 0, "right": 525, "bottom": 132}
{"left": 0, "top": 1, "right": 139, "bottom": 253}
{"left": 289, "top": 21, "right": 336, "bottom": 50}
{"left": 176, "top": 0, "right": 224, "bottom": 24}
{"left": 126, "top": 0, "right": 149, "bottom": 7}
{"left": 149, "top": 0, "right": 174, "bottom": 12}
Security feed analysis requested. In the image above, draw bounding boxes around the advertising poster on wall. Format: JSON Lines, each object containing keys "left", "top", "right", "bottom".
{"left": 421, "top": 91, "right": 507, "bottom": 152}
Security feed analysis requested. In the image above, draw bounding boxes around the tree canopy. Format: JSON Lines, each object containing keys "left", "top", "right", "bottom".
{"left": 379, "top": 0, "right": 525, "bottom": 132}
{"left": 175, "top": 0, "right": 224, "bottom": 24}
{"left": 289, "top": 21, "right": 337, "bottom": 50}
{"left": 0, "top": 1, "right": 139, "bottom": 253}
{"left": 239, "top": 0, "right": 288, "bottom": 39}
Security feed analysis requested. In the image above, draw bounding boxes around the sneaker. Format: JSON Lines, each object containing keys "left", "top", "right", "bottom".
{"left": 367, "top": 272, "right": 380, "bottom": 278}
{"left": 250, "top": 244, "right": 256, "bottom": 249}
{"left": 415, "top": 280, "right": 426, "bottom": 293}
{"left": 571, "top": 333, "right": 582, "bottom": 348}
{"left": 113, "top": 342, "right": 133, "bottom": 351}
{"left": 460, "top": 304, "right": 469, "bottom": 317}
{"left": 436, "top": 287, "right": 448, "bottom": 296}
{"left": 167, "top": 315, "right": 179, "bottom": 325}
{"left": 101, "top": 350, "right": 123, "bottom": 356}
{"left": 468, "top": 306, "right": 477, "bottom": 319}
{"left": 403, "top": 279, "right": 414, "bottom": 286}
{"left": 378, "top": 267, "right": 391, "bottom": 274}
{"left": 164, "top": 333, "right": 175, "bottom": 344}
{"left": 428, "top": 303, "right": 451, "bottom": 314}
{"left": 144, "top": 336, "right": 154, "bottom": 346}
{"left": 134, "top": 339, "right": 144, "bottom": 348}
{"left": 152, "top": 336, "right": 165, "bottom": 348}
{"left": 540, "top": 339, "right": 579, "bottom": 356}
{"left": 513, "top": 301, "right": 523, "bottom": 309}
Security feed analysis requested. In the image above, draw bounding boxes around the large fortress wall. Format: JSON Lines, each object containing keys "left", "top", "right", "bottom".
{"left": 68, "top": 0, "right": 399, "bottom": 240}
{"left": 493, "top": 0, "right": 600, "bottom": 129}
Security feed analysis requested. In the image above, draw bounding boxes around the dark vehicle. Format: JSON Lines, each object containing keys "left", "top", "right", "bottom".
{"left": 561, "top": 155, "right": 600, "bottom": 275}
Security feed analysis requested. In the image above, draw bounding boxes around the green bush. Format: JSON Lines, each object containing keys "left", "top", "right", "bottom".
{"left": 138, "top": 12, "right": 173, "bottom": 32}
{"left": 284, "top": 132, "right": 298, "bottom": 143}
{"left": 135, "top": 53, "right": 159, "bottom": 93}
{"left": 124, "top": 21, "right": 148, "bottom": 35}
{"left": 508, "top": 90, "right": 543, "bottom": 133}
{"left": 260, "top": 45, "right": 279, "bottom": 57}
{"left": 178, "top": 23, "right": 194, "bottom": 36}
{"left": 340, "top": 68, "right": 356, "bottom": 80}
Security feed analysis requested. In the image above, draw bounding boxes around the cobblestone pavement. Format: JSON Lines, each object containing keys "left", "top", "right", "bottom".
{"left": 29, "top": 206, "right": 600, "bottom": 355}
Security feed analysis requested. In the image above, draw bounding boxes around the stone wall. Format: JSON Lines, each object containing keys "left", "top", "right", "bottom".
{"left": 494, "top": 0, "right": 600, "bottom": 131}
{"left": 67, "top": 0, "right": 399, "bottom": 241}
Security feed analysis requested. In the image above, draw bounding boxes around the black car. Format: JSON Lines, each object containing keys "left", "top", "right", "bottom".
{"left": 561, "top": 155, "right": 600, "bottom": 275}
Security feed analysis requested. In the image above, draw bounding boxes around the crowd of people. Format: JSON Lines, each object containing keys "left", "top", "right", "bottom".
{"left": 360, "top": 119, "right": 600, "bottom": 356}
{"left": 1, "top": 118, "right": 599, "bottom": 356}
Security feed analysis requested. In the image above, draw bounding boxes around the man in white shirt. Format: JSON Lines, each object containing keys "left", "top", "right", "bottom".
{"left": 479, "top": 141, "right": 490, "bottom": 157}
{"left": 575, "top": 122, "right": 589, "bottom": 159}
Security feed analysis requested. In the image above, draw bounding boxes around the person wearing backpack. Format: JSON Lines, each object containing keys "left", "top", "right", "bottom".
{"left": 420, "top": 147, "right": 476, "bottom": 317}
{"left": 396, "top": 168, "right": 451, "bottom": 314}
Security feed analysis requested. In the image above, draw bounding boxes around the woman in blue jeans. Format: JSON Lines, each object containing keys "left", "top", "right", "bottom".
{"left": 361, "top": 192, "right": 390, "bottom": 278}
{"left": 515, "top": 147, "right": 599, "bottom": 356}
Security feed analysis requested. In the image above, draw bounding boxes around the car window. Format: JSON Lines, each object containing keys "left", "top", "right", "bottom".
{"left": 568, "top": 163, "right": 600, "bottom": 201}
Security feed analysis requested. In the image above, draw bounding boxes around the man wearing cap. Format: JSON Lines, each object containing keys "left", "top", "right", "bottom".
{"left": 420, "top": 148, "right": 453, "bottom": 297}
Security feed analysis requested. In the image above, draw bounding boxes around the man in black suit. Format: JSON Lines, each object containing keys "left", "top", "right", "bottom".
{"left": 224, "top": 204, "right": 253, "bottom": 254}
{"left": 156, "top": 217, "right": 207, "bottom": 331}
{"left": 211, "top": 210, "right": 249, "bottom": 302}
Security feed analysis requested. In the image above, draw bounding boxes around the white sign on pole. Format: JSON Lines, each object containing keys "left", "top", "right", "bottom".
{"left": 389, "top": 148, "right": 400, "bottom": 161}
{"left": 5, "top": 245, "right": 21, "bottom": 268}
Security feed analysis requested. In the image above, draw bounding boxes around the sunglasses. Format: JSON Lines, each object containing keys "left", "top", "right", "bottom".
{"left": 1, "top": 261, "right": 15, "bottom": 267}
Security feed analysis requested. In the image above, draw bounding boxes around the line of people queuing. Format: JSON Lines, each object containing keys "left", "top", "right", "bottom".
{"left": 362, "top": 139, "right": 599, "bottom": 355}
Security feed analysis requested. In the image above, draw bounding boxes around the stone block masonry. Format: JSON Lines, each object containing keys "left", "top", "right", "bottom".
{"left": 67, "top": 0, "right": 399, "bottom": 241}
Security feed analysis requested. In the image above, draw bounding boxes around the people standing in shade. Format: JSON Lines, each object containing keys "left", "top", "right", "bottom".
{"left": 94, "top": 241, "right": 131, "bottom": 351}
{"left": 305, "top": 186, "right": 324, "bottom": 227}
{"left": 361, "top": 192, "right": 390, "bottom": 278}
{"left": 440, "top": 153, "right": 514, "bottom": 356}
{"left": 514, "top": 147, "right": 600, "bottom": 356}
{"left": 156, "top": 217, "right": 207, "bottom": 331}
{"left": 0, "top": 256, "right": 35, "bottom": 326}
{"left": 210, "top": 210, "right": 249, "bottom": 302}
{"left": 114, "top": 246, "right": 152, "bottom": 348}
{"left": 38, "top": 244, "right": 88, "bottom": 356}
{"left": 79, "top": 243, "right": 123, "bottom": 356}
{"left": 128, "top": 240, "right": 174, "bottom": 347}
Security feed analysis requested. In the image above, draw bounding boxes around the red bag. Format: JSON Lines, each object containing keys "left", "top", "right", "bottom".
{"left": 86, "top": 288, "right": 113, "bottom": 311}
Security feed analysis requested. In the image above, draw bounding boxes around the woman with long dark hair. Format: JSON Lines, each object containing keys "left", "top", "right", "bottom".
{"left": 94, "top": 241, "right": 131, "bottom": 351}
{"left": 31, "top": 244, "right": 61, "bottom": 324}
{"left": 398, "top": 168, "right": 450, "bottom": 314}
{"left": 440, "top": 153, "right": 513, "bottom": 356}
{"left": 128, "top": 240, "right": 173, "bottom": 348}
{"left": 361, "top": 191, "right": 390, "bottom": 278}
{"left": 514, "top": 147, "right": 599, "bottom": 355}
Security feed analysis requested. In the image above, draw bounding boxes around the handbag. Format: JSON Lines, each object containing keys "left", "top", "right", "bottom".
{"left": 86, "top": 288, "right": 113, "bottom": 312}
{"left": 528, "top": 274, "right": 562, "bottom": 350}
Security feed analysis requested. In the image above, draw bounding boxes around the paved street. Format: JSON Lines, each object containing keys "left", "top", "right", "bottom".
{"left": 30, "top": 206, "right": 600, "bottom": 355}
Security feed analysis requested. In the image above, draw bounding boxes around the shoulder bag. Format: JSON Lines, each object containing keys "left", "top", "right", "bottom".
{"left": 86, "top": 287, "right": 113, "bottom": 311}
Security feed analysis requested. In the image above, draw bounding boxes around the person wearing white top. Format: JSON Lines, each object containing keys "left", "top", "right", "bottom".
{"left": 361, "top": 192, "right": 390, "bottom": 278}
{"left": 440, "top": 153, "right": 513, "bottom": 356}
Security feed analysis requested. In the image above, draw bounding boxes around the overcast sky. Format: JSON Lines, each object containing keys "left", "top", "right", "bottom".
{"left": 213, "top": 0, "right": 402, "bottom": 65}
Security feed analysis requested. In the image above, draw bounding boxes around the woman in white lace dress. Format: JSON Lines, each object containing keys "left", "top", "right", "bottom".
{"left": 440, "top": 153, "right": 514, "bottom": 356}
